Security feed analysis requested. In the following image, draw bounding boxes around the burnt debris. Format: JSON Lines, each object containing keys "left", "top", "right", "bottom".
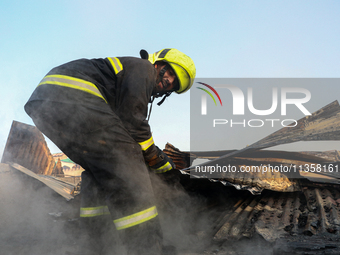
{"left": 2, "top": 100, "right": 340, "bottom": 254}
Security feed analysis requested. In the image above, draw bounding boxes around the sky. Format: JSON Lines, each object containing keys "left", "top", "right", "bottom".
{"left": 1, "top": 0, "right": 340, "bottom": 157}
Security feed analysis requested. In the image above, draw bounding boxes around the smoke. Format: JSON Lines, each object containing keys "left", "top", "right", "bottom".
{"left": 148, "top": 171, "right": 214, "bottom": 253}
{"left": 6, "top": 96, "right": 275, "bottom": 254}
{"left": 0, "top": 163, "right": 276, "bottom": 255}
{"left": 148, "top": 171, "right": 277, "bottom": 255}
{"left": 0, "top": 164, "right": 82, "bottom": 255}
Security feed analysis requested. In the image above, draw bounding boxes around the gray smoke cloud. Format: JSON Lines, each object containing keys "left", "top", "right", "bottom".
{"left": 1, "top": 94, "right": 276, "bottom": 255}
{"left": 0, "top": 162, "right": 278, "bottom": 255}
{"left": 0, "top": 164, "right": 82, "bottom": 255}
{"left": 150, "top": 172, "right": 210, "bottom": 252}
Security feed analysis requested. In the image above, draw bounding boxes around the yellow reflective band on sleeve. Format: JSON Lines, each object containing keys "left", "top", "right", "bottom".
{"left": 80, "top": 206, "right": 110, "bottom": 217}
{"left": 153, "top": 161, "right": 172, "bottom": 174}
{"left": 38, "top": 75, "right": 108, "bottom": 103}
{"left": 113, "top": 206, "right": 158, "bottom": 230}
{"left": 139, "top": 136, "right": 154, "bottom": 151}
{"left": 107, "top": 57, "right": 123, "bottom": 75}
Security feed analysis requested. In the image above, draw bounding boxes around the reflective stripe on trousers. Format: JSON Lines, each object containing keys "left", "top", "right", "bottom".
{"left": 113, "top": 206, "right": 158, "bottom": 230}
{"left": 80, "top": 206, "right": 111, "bottom": 217}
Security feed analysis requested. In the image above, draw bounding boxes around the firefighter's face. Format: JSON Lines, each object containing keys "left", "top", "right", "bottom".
{"left": 153, "top": 64, "right": 178, "bottom": 94}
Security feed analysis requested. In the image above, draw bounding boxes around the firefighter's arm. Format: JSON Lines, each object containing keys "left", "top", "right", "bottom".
{"left": 140, "top": 139, "right": 176, "bottom": 173}
{"left": 145, "top": 146, "right": 176, "bottom": 173}
{"left": 116, "top": 58, "right": 175, "bottom": 172}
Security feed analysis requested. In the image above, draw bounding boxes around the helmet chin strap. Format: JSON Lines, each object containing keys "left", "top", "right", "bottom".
{"left": 152, "top": 64, "right": 173, "bottom": 105}
{"left": 148, "top": 65, "right": 174, "bottom": 120}
{"left": 148, "top": 91, "right": 172, "bottom": 121}
{"left": 152, "top": 87, "right": 173, "bottom": 105}
{"left": 157, "top": 91, "right": 172, "bottom": 106}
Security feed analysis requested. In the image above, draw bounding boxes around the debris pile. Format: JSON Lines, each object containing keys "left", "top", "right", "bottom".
{"left": 2, "top": 101, "right": 340, "bottom": 254}
{"left": 161, "top": 101, "right": 340, "bottom": 254}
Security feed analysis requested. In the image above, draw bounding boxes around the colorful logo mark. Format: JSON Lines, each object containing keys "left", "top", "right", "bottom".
{"left": 196, "top": 82, "right": 223, "bottom": 106}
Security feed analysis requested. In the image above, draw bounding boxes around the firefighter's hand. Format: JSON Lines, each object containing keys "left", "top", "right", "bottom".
{"left": 148, "top": 148, "right": 176, "bottom": 173}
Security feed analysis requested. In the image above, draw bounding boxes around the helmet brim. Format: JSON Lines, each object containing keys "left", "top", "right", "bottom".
{"left": 169, "top": 63, "right": 191, "bottom": 94}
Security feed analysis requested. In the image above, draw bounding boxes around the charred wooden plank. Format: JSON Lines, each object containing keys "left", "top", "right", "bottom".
{"left": 163, "top": 143, "right": 195, "bottom": 169}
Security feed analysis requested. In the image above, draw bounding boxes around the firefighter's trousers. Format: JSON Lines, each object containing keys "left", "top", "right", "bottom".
{"left": 25, "top": 92, "right": 163, "bottom": 255}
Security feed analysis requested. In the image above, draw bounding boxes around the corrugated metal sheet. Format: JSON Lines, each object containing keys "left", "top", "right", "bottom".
{"left": 249, "top": 100, "right": 340, "bottom": 150}
{"left": 184, "top": 100, "right": 340, "bottom": 171}
{"left": 164, "top": 102, "right": 340, "bottom": 194}
{"left": 8, "top": 162, "right": 76, "bottom": 201}
{"left": 212, "top": 186, "right": 340, "bottom": 243}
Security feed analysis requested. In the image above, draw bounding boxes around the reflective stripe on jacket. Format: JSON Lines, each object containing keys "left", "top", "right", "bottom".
{"left": 38, "top": 74, "right": 108, "bottom": 103}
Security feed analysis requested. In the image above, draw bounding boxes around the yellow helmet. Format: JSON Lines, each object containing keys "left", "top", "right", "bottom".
{"left": 148, "top": 48, "right": 196, "bottom": 94}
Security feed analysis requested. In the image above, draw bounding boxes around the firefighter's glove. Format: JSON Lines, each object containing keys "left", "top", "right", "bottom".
{"left": 148, "top": 148, "right": 176, "bottom": 173}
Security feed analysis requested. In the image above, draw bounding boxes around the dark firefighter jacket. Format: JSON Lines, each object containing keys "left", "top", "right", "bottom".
{"left": 26, "top": 57, "right": 159, "bottom": 161}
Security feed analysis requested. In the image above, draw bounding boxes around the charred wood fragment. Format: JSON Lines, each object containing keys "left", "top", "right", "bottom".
{"left": 163, "top": 143, "right": 196, "bottom": 169}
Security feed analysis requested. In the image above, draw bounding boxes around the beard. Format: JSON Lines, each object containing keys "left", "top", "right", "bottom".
{"left": 152, "top": 78, "right": 170, "bottom": 97}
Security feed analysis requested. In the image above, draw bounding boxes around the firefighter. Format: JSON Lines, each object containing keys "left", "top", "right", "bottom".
{"left": 24, "top": 48, "right": 196, "bottom": 255}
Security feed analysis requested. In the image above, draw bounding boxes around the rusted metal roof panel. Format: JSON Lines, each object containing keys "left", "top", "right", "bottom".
{"left": 1, "top": 121, "right": 56, "bottom": 175}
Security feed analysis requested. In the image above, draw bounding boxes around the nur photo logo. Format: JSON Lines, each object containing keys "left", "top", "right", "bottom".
{"left": 196, "top": 82, "right": 223, "bottom": 115}
{"left": 196, "top": 81, "right": 312, "bottom": 128}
